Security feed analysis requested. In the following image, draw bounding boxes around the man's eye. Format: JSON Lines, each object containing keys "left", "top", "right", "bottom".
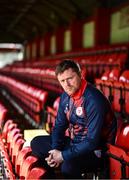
{"left": 68, "top": 77, "right": 73, "bottom": 80}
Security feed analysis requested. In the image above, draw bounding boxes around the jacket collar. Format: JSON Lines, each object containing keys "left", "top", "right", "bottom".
{"left": 71, "top": 79, "right": 87, "bottom": 100}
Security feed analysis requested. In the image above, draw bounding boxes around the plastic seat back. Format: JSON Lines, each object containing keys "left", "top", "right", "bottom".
{"left": 115, "top": 123, "right": 129, "bottom": 151}
{"left": 12, "top": 138, "right": 25, "bottom": 165}
{"left": 46, "top": 97, "right": 60, "bottom": 133}
{"left": 2, "top": 119, "right": 13, "bottom": 140}
{"left": 108, "top": 68, "right": 121, "bottom": 81}
{"left": 7, "top": 128, "right": 20, "bottom": 150}
{"left": 9, "top": 133, "right": 23, "bottom": 156}
{"left": 124, "top": 83, "right": 129, "bottom": 115}
{"left": 26, "top": 167, "right": 47, "bottom": 179}
{"left": 20, "top": 155, "right": 39, "bottom": 179}
{"left": 15, "top": 146, "right": 32, "bottom": 175}
{"left": 107, "top": 144, "right": 126, "bottom": 179}
{"left": 112, "top": 81, "right": 124, "bottom": 113}
{"left": 101, "top": 70, "right": 110, "bottom": 81}
{"left": 119, "top": 70, "right": 129, "bottom": 83}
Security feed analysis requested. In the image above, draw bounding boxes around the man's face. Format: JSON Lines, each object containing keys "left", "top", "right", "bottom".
{"left": 57, "top": 68, "right": 81, "bottom": 96}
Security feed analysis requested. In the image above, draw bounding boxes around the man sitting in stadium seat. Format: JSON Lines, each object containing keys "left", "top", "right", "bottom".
{"left": 31, "top": 59, "right": 117, "bottom": 179}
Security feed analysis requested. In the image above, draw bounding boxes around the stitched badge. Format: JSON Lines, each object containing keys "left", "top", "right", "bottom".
{"left": 76, "top": 106, "right": 83, "bottom": 116}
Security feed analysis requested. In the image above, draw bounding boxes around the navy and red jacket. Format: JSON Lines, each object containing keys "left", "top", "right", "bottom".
{"left": 52, "top": 79, "right": 117, "bottom": 161}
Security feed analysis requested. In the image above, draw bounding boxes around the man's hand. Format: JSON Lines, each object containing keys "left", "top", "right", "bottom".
{"left": 49, "top": 149, "right": 64, "bottom": 164}
{"left": 45, "top": 153, "right": 57, "bottom": 167}
{"left": 45, "top": 149, "right": 64, "bottom": 168}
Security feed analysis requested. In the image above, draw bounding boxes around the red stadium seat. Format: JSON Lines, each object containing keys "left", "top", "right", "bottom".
{"left": 26, "top": 167, "right": 47, "bottom": 179}
{"left": 115, "top": 123, "right": 129, "bottom": 151}
{"left": 124, "top": 83, "right": 129, "bottom": 115}
{"left": 11, "top": 138, "right": 25, "bottom": 165}
{"left": 9, "top": 133, "right": 23, "bottom": 156}
{"left": 112, "top": 70, "right": 129, "bottom": 114}
{"left": 107, "top": 123, "right": 129, "bottom": 179}
{"left": 107, "top": 144, "right": 126, "bottom": 179}
{"left": 122, "top": 152, "right": 129, "bottom": 179}
{"left": 108, "top": 68, "right": 121, "bottom": 81}
{"left": 119, "top": 70, "right": 129, "bottom": 83}
{"left": 101, "top": 68, "right": 121, "bottom": 105}
{"left": 1, "top": 119, "right": 13, "bottom": 141}
{"left": 7, "top": 127, "right": 21, "bottom": 150}
{"left": 19, "top": 155, "right": 39, "bottom": 179}
{"left": 15, "top": 146, "right": 32, "bottom": 175}
{"left": 101, "top": 69, "right": 110, "bottom": 81}
{"left": 102, "top": 80, "right": 114, "bottom": 104}
{"left": 46, "top": 97, "right": 60, "bottom": 133}
{"left": 112, "top": 81, "right": 124, "bottom": 113}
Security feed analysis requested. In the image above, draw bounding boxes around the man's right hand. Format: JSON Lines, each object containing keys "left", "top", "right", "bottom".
{"left": 45, "top": 153, "right": 59, "bottom": 167}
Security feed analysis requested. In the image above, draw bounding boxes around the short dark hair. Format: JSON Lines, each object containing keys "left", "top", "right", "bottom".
{"left": 55, "top": 59, "right": 81, "bottom": 76}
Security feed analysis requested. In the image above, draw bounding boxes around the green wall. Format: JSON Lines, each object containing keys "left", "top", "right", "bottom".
{"left": 82, "top": 21, "right": 95, "bottom": 48}
{"left": 110, "top": 7, "right": 129, "bottom": 44}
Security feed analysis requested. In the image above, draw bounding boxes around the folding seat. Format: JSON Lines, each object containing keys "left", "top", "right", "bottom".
{"left": 46, "top": 97, "right": 60, "bottom": 133}
{"left": 102, "top": 68, "right": 121, "bottom": 104}
{"left": 19, "top": 155, "right": 39, "bottom": 179}
{"left": 103, "top": 80, "right": 114, "bottom": 103}
{"left": 115, "top": 123, "right": 129, "bottom": 151}
{"left": 119, "top": 70, "right": 129, "bottom": 83}
{"left": 107, "top": 123, "right": 129, "bottom": 179}
{"left": 1, "top": 119, "right": 13, "bottom": 141}
{"left": 107, "top": 143, "right": 126, "bottom": 179}
{"left": 11, "top": 138, "right": 25, "bottom": 165}
{"left": 95, "top": 70, "right": 111, "bottom": 98}
{"left": 123, "top": 152, "right": 129, "bottom": 178}
{"left": 9, "top": 133, "right": 23, "bottom": 157}
{"left": 124, "top": 83, "right": 129, "bottom": 115}
{"left": 7, "top": 127, "right": 21, "bottom": 151}
{"left": 112, "top": 70, "right": 129, "bottom": 114}
{"left": 26, "top": 167, "right": 47, "bottom": 179}
{"left": 6, "top": 122, "right": 18, "bottom": 135}
{"left": 15, "top": 146, "right": 32, "bottom": 175}
{"left": 101, "top": 69, "right": 110, "bottom": 81}
{"left": 112, "top": 81, "right": 125, "bottom": 113}
{"left": 109, "top": 68, "right": 121, "bottom": 81}
{"left": 116, "top": 124, "right": 129, "bottom": 178}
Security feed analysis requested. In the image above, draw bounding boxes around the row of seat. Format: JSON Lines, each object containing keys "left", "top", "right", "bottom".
{"left": 95, "top": 69, "right": 129, "bottom": 117}
{"left": 0, "top": 50, "right": 127, "bottom": 91}
{"left": 0, "top": 75, "right": 48, "bottom": 125}
{"left": 0, "top": 119, "right": 47, "bottom": 179}
{"left": 0, "top": 66, "right": 85, "bottom": 94}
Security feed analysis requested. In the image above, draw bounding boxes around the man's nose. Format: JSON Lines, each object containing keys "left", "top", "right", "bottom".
{"left": 65, "top": 79, "right": 70, "bottom": 86}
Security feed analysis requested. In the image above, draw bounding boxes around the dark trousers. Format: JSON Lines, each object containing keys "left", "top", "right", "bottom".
{"left": 31, "top": 135, "right": 102, "bottom": 179}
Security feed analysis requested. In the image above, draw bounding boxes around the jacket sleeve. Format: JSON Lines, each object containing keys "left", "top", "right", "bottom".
{"left": 62, "top": 95, "right": 106, "bottom": 160}
{"left": 51, "top": 96, "right": 69, "bottom": 150}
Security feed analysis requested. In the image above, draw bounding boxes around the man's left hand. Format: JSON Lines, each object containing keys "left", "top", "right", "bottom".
{"left": 48, "top": 149, "right": 64, "bottom": 165}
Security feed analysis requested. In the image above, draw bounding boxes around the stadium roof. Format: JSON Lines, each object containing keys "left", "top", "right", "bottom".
{"left": 0, "top": 0, "right": 128, "bottom": 43}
